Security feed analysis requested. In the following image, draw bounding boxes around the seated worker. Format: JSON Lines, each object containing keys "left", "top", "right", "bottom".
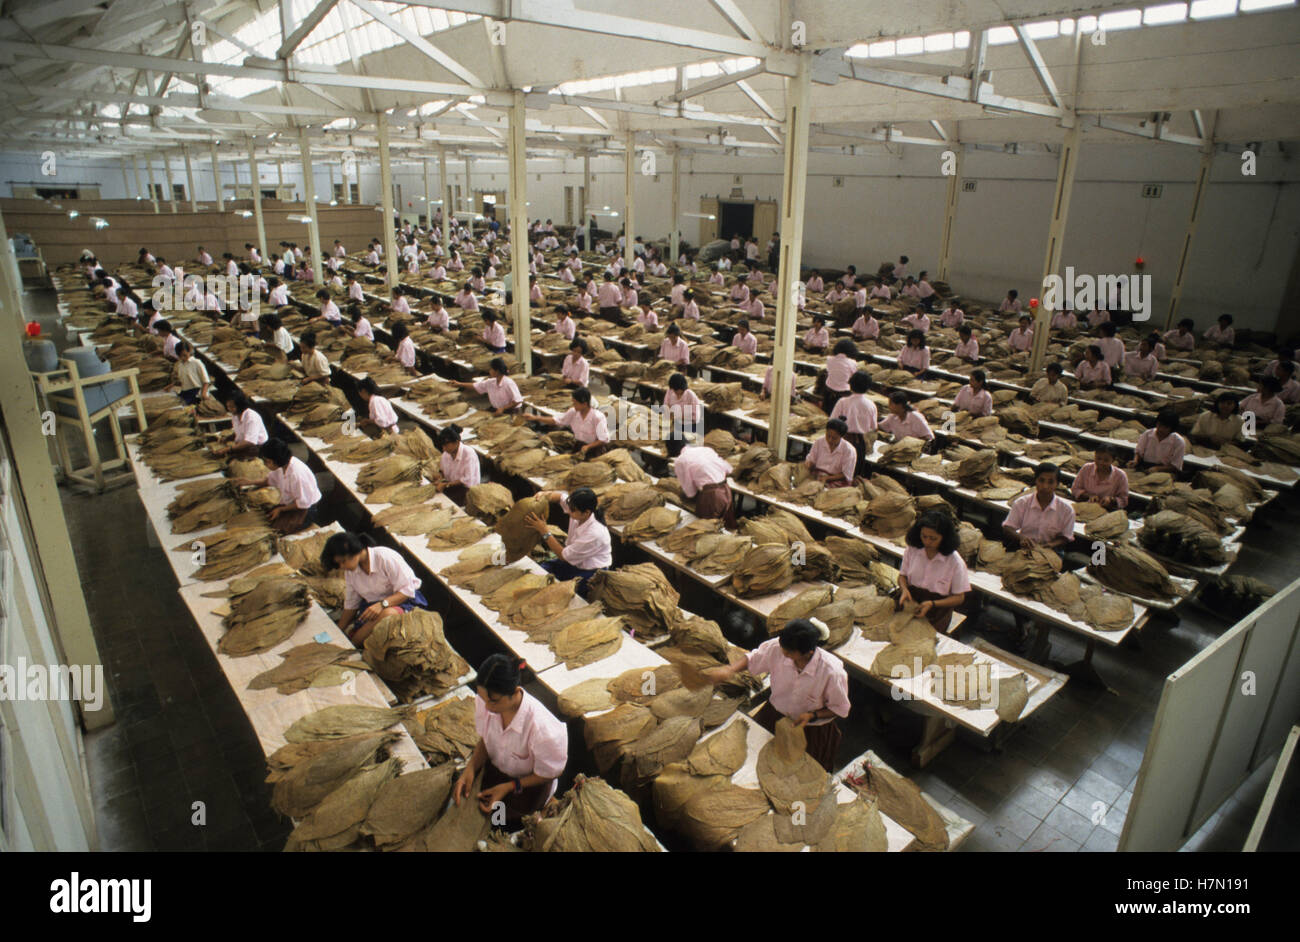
{"left": 433, "top": 424, "right": 480, "bottom": 503}
{"left": 452, "top": 358, "right": 523, "bottom": 415}
{"left": 1190, "top": 392, "right": 1244, "bottom": 448}
{"left": 899, "top": 510, "right": 970, "bottom": 633}
{"left": 1129, "top": 408, "right": 1186, "bottom": 474}
{"left": 530, "top": 387, "right": 610, "bottom": 458}
{"left": 321, "top": 531, "right": 426, "bottom": 644}
{"left": 525, "top": 487, "right": 612, "bottom": 592}
{"left": 1031, "top": 361, "right": 1069, "bottom": 403}
{"left": 804, "top": 417, "right": 858, "bottom": 487}
{"left": 1070, "top": 442, "right": 1129, "bottom": 509}
{"left": 234, "top": 438, "right": 322, "bottom": 535}
{"left": 1002, "top": 462, "right": 1075, "bottom": 554}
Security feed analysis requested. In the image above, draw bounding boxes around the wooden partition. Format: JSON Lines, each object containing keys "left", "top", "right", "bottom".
{"left": 0, "top": 198, "right": 389, "bottom": 269}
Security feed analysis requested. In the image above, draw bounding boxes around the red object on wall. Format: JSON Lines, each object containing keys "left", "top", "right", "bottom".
{"left": 1029, "top": 298, "right": 1039, "bottom": 310}
{"left": 25, "top": 321, "right": 40, "bottom": 337}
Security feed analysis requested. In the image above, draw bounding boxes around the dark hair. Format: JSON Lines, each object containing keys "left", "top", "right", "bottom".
{"left": 668, "top": 372, "right": 688, "bottom": 392}
{"left": 812, "top": 314, "right": 826, "bottom": 325}
{"left": 155, "top": 320, "right": 173, "bottom": 335}
{"left": 1100, "top": 322, "right": 1117, "bottom": 337}
{"left": 569, "top": 338, "right": 587, "bottom": 355}
{"left": 1178, "top": 318, "right": 1194, "bottom": 329}
{"left": 971, "top": 369, "right": 986, "bottom": 384}
{"left": 1219, "top": 313, "right": 1233, "bottom": 324}
{"left": 571, "top": 387, "right": 592, "bottom": 405}
{"left": 666, "top": 323, "right": 681, "bottom": 337}
{"left": 906, "top": 329, "right": 926, "bottom": 347}
{"left": 1046, "top": 361, "right": 1064, "bottom": 375}
{"left": 349, "top": 304, "right": 364, "bottom": 323}
{"left": 1008, "top": 289, "right": 1019, "bottom": 299}
{"left": 737, "top": 318, "right": 750, "bottom": 330}
{"left": 489, "top": 357, "right": 508, "bottom": 375}
{"left": 1277, "top": 361, "right": 1296, "bottom": 378}
{"left": 1093, "top": 441, "right": 1118, "bottom": 458}
{"left": 906, "top": 509, "right": 959, "bottom": 555}
{"left": 316, "top": 289, "right": 330, "bottom": 300}
{"left": 437, "top": 424, "right": 463, "bottom": 446}
{"left": 258, "top": 437, "right": 292, "bottom": 468}
{"left": 476, "top": 653, "right": 525, "bottom": 697}
{"left": 1155, "top": 408, "right": 1181, "bottom": 431}
{"left": 567, "top": 487, "right": 603, "bottom": 524}
{"left": 778, "top": 619, "right": 827, "bottom": 654}
{"left": 225, "top": 390, "right": 253, "bottom": 414}
{"left": 958, "top": 325, "right": 972, "bottom": 337}
{"left": 889, "top": 390, "right": 912, "bottom": 411}
{"left": 833, "top": 338, "right": 857, "bottom": 357}
{"left": 1033, "top": 461, "right": 1060, "bottom": 482}
{"left": 320, "top": 531, "right": 375, "bottom": 571}
{"left": 1087, "top": 344, "right": 1103, "bottom": 359}
{"left": 1260, "top": 375, "right": 1282, "bottom": 394}
{"left": 1214, "top": 392, "right": 1239, "bottom": 411}
{"left": 358, "top": 377, "right": 380, "bottom": 396}
{"left": 826, "top": 417, "right": 849, "bottom": 436}
{"left": 174, "top": 340, "right": 193, "bottom": 356}
{"left": 849, "top": 371, "right": 871, "bottom": 393}
{"left": 301, "top": 330, "right": 318, "bottom": 349}
{"left": 482, "top": 310, "right": 497, "bottom": 324}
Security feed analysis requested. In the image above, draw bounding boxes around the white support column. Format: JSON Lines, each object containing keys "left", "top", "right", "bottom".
{"left": 377, "top": 113, "right": 399, "bottom": 292}
{"left": 464, "top": 155, "right": 474, "bottom": 239}
{"left": 936, "top": 143, "right": 962, "bottom": 282}
{"left": 146, "top": 154, "right": 160, "bottom": 213}
{"left": 119, "top": 158, "right": 131, "bottom": 199}
{"left": 581, "top": 152, "right": 591, "bottom": 250}
{"left": 248, "top": 139, "right": 268, "bottom": 263}
{"left": 439, "top": 143, "right": 451, "bottom": 249}
{"left": 297, "top": 128, "right": 324, "bottom": 287}
{"left": 210, "top": 143, "right": 225, "bottom": 212}
{"left": 277, "top": 160, "right": 285, "bottom": 186}
{"left": 341, "top": 149, "right": 352, "bottom": 204}
{"left": 623, "top": 130, "right": 635, "bottom": 270}
{"left": 183, "top": 146, "right": 198, "bottom": 212}
{"left": 768, "top": 53, "right": 812, "bottom": 460}
{"left": 164, "top": 152, "right": 178, "bottom": 213}
{"left": 508, "top": 90, "right": 532, "bottom": 377}
{"left": 131, "top": 154, "right": 144, "bottom": 205}
{"left": 328, "top": 162, "right": 336, "bottom": 204}
{"left": 423, "top": 158, "right": 432, "bottom": 226}
{"left": 670, "top": 145, "right": 681, "bottom": 265}
{"left": 1029, "top": 122, "right": 1083, "bottom": 375}
{"left": 1165, "top": 146, "right": 1215, "bottom": 329}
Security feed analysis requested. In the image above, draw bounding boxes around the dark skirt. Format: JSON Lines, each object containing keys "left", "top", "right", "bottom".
{"left": 896, "top": 584, "right": 955, "bottom": 633}
{"left": 540, "top": 557, "right": 598, "bottom": 595}
{"left": 843, "top": 431, "right": 875, "bottom": 480}
{"left": 443, "top": 483, "right": 468, "bottom": 504}
{"left": 271, "top": 504, "right": 317, "bottom": 535}
{"left": 482, "top": 760, "right": 552, "bottom": 827}
{"left": 695, "top": 481, "right": 737, "bottom": 529}
{"left": 754, "top": 702, "right": 841, "bottom": 773}
{"left": 823, "top": 387, "right": 848, "bottom": 417}
{"left": 180, "top": 388, "right": 201, "bottom": 405}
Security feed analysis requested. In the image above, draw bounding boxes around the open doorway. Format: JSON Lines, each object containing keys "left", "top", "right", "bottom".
{"left": 718, "top": 201, "right": 755, "bottom": 242}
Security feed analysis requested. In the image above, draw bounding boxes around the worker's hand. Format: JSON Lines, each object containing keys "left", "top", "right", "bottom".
{"left": 1126, "top": 458, "right": 1139, "bottom": 469}
{"left": 917, "top": 600, "right": 934, "bottom": 617}
{"left": 794, "top": 712, "right": 815, "bottom": 728}
{"left": 360, "top": 601, "right": 385, "bottom": 623}
{"left": 899, "top": 587, "right": 913, "bottom": 605}
{"left": 452, "top": 769, "right": 474, "bottom": 806}
{"left": 524, "top": 511, "right": 549, "bottom": 535}
{"left": 477, "top": 781, "right": 514, "bottom": 813}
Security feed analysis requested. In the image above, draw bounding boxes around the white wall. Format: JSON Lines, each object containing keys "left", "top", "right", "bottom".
{"left": 5, "top": 137, "right": 1297, "bottom": 333}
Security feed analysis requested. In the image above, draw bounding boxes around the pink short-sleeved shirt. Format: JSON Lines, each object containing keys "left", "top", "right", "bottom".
{"left": 233, "top": 408, "right": 268, "bottom": 447}
{"left": 1240, "top": 393, "right": 1285, "bottom": 426}
{"left": 267, "top": 456, "right": 321, "bottom": 510}
{"left": 881, "top": 411, "right": 934, "bottom": 442}
{"left": 1071, "top": 462, "right": 1129, "bottom": 508}
{"left": 560, "top": 406, "right": 610, "bottom": 444}
{"left": 553, "top": 317, "right": 575, "bottom": 340}
{"left": 558, "top": 495, "right": 612, "bottom": 569}
{"left": 474, "top": 691, "right": 568, "bottom": 790}
{"left": 561, "top": 354, "right": 590, "bottom": 387}
{"left": 852, "top": 315, "right": 879, "bottom": 340}
{"left": 663, "top": 389, "right": 702, "bottom": 429}
{"left": 1005, "top": 493, "right": 1076, "bottom": 543}
{"left": 1076, "top": 360, "right": 1112, "bottom": 385}
{"left": 804, "top": 327, "right": 830, "bottom": 349}
{"left": 825, "top": 353, "right": 857, "bottom": 392}
{"left": 368, "top": 394, "right": 399, "bottom": 429}
{"left": 474, "top": 376, "right": 522, "bottom": 411}
{"left": 658, "top": 338, "right": 690, "bottom": 364}
{"left": 900, "top": 546, "right": 970, "bottom": 596}
{"left": 955, "top": 337, "right": 979, "bottom": 360}
{"left": 953, "top": 386, "right": 993, "bottom": 417}
{"left": 733, "top": 331, "right": 758, "bottom": 355}
{"left": 830, "top": 394, "right": 878, "bottom": 435}
{"left": 805, "top": 436, "right": 857, "bottom": 482}
{"left": 396, "top": 336, "right": 417, "bottom": 368}
{"left": 440, "top": 443, "right": 481, "bottom": 487}
{"left": 1124, "top": 351, "right": 1158, "bottom": 379}
{"left": 343, "top": 545, "right": 421, "bottom": 610}
{"left": 674, "top": 445, "right": 731, "bottom": 497}
{"left": 898, "top": 346, "right": 930, "bottom": 371}
{"left": 746, "top": 640, "right": 850, "bottom": 724}
{"left": 1008, "top": 327, "right": 1034, "bottom": 352}
{"left": 1135, "top": 429, "right": 1186, "bottom": 469}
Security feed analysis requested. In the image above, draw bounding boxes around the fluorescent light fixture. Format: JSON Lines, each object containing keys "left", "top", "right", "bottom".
{"left": 67, "top": 210, "right": 80, "bottom": 219}
{"left": 682, "top": 212, "right": 716, "bottom": 220}
{"left": 90, "top": 217, "right": 109, "bottom": 230}
{"left": 288, "top": 213, "right": 312, "bottom": 223}
{"left": 235, "top": 210, "right": 253, "bottom": 218}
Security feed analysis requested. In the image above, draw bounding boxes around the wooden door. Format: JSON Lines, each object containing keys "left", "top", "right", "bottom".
{"left": 753, "top": 200, "right": 778, "bottom": 247}
{"left": 699, "top": 197, "right": 719, "bottom": 245}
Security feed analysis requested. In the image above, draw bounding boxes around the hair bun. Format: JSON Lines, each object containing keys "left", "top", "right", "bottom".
{"left": 809, "top": 617, "right": 831, "bottom": 641}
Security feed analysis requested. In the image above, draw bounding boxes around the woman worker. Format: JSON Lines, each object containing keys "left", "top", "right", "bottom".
{"left": 453, "top": 654, "right": 568, "bottom": 825}
{"left": 1002, "top": 462, "right": 1076, "bottom": 553}
{"left": 234, "top": 438, "right": 322, "bottom": 535}
{"left": 674, "top": 443, "right": 735, "bottom": 528}
{"left": 452, "top": 357, "right": 523, "bottom": 415}
{"left": 320, "top": 531, "right": 426, "bottom": 645}
{"left": 434, "top": 424, "right": 481, "bottom": 503}
{"left": 804, "top": 417, "right": 858, "bottom": 487}
{"left": 898, "top": 510, "right": 970, "bottom": 633}
{"left": 530, "top": 387, "right": 610, "bottom": 458}
{"left": 1070, "top": 442, "right": 1129, "bottom": 509}
{"left": 525, "top": 487, "right": 612, "bottom": 593}
{"left": 700, "top": 619, "right": 850, "bottom": 772}
{"left": 212, "top": 390, "right": 268, "bottom": 458}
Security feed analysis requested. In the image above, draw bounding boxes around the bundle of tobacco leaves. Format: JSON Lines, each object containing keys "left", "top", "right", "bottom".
{"left": 658, "top": 518, "right": 725, "bottom": 555}
{"left": 1087, "top": 542, "right": 1177, "bottom": 599}
{"left": 494, "top": 494, "right": 551, "bottom": 562}
{"left": 425, "top": 517, "right": 491, "bottom": 551}
{"left": 279, "top": 529, "right": 333, "bottom": 576}
{"left": 441, "top": 543, "right": 499, "bottom": 582}
{"left": 954, "top": 448, "right": 998, "bottom": 487}
{"left": 1000, "top": 546, "right": 1064, "bottom": 595}
{"left": 756, "top": 718, "right": 832, "bottom": 820}
{"left": 588, "top": 563, "right": 682, "bottom": 635}
{"left": 269, "top": 731, "right": 397, "bottom": 818}
{"left": 551, "top": 616, "right": 625, "bottom": 669}
{"left": 1199, "top": 574, "right": 1276, "bottom": 620}
{"left": 363, "top": 609, "right": 470, "bottom": 701}
{"left": 869, "top": 608, "right": 938, "bottom": 680}
{"left": 411, "top": 696, "right": 478, "bottom": 766}
{"left": 624, "top": 505, "right": 682, "bottom": 541}
{"left": 503, "top": 580, "right": 577, "bottom": 634}
{"left": 283, "top": 704, "right": 411, "bottom": 743}
{"left": 847, "top": 759, "right": 948, "bottom": 851}
{"left": 284, "top": 756, "right": 403, "bottom": 851}
{"left": 600, "top": 483, "right": 666, "bottom": 522}
{"left": 621, "top": 714, "right": 702, "bottom": 788}
{"left": 685, "top": 720, "right": 749, "bottom": 777}
{"left": 861, "top": 492, "right": 916, "bottom": 538}
{"left": 1138, "top": 510, "right": 1227, "bottom": 565}
{"left": 679, "top": 533, "right": 752, "bottom": 575}
{"left": 557, "top": 677, "right": 616, "bottom": 718}
{"left": 465, "top": 483, "right": 515, "bottom": 523}
{"left": 248, "top": 643, "right": 368, "bottom": 695}
{"left": 731, "top": 543, "right": 794, "bottom": 597}
{"left": 583, "top": 703, "right": 658, "bottom": 773}
{"left": 1084, "top": 509, "right": 1130, "bottom": 540}
{"left": 328, "top": 436, "right": 395, "bottom": 464}
{"left": 394, "top": 771, "right": 490, "bottom": 852}
{"left": 166, "top": 478, "right": 243, "bottom": 533}
{"left": 654, "top": 772, "right": 773, "bottom": 851}
{"left": 522, "top": 775, "right": 661, "bottom": 852}
{"left": 366, "top": 481, "right": 440, "bottom": 506}
{"left": 188, "top": 524, "right": 278, "bottom": 581}
{"left": 765, "top": 585, "right": 834, "bottom": 636}
{"left": 356, "top": 455, "right": 425, "bottom": 493}
{"left": 371, "top": 503, "right": 453, "bottom": 536}
{"left": 482, "top": 572, "right": 550, "bottom": 611}
{"left": 219, "top": 577, "right": 313, "bottom": 656}
{"left": 360, "top": 765, "right": 457, "bottom": 850}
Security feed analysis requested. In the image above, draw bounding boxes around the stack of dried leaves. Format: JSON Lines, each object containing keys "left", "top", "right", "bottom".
{"left": 249, "top": 643, "right": 367, "bottom": 694}
{"left": 731, "top": 543, "right": 794, "bottom": 597}
{"left": 393, "top": 770, "right": 490, "bottom": 852}
{"left": 371, "top": 503, "right": 453, "bottom": 536}
{"left": 652, "top": 767, "right": 772, "bottom": 851}
{"left": 1087, "top": 542, "right": 1177, "bottom": 600}
{"left": 624, "top": 505, "right": 682, "bottom": 541}
{"left": 584, "top": 703, "right": 658, "bottom": 774}
{"left": 1138, "top": 510, "right": 1227, "bottom": 566}
{"left": 521, "top": 775, "right": 661, "bottom": 852}
{"left": 188, "top": 524, "right": 278, "bottom": 581}
{"left": 502, "top": 580, "right": 578, "bottom": 634}
{"left": 1200, "top": 574, "right": 1275, "bottom": 620}
{"left": 869, "top": 607, "right": 938, "bottom": 680}
{"left": 363, "top": 609, "right": 470, "bottom": 700}
{"left": 551, "top": 616, "right": 626, "bottom": 668}
{"left": 1084, "top": 509, "right": 1130, "bottom": 540}
{"left": 465, "top": 483, "right": 515, "bottom": 523}
{"left": 360, "top": 765, "right": 457, "bottom": 850}
{"left": 589, "top": 563, "right": 682, "bottom": 635}
{"left": 847, "top": 760, "right": 948, "bottom": 851}
{"left": 494, "top": 495, "right": 552, "bottom": 562}
{"left": 1000, "top": 546, "right": 1064, "bottom": 595}
{"left": 166, "top": 478, "right": 245, "bottom": 533}
{"left": 283, "top": 756, "right": 403, "bottom": 851}
{"left": 283, "top": 704, "right": 411, "bottom": 743}
{"left": 412, "top": 696, "right": 478, "bottom": 766}
{"left": 268, "top": 730, "right": 398, "bottom": 818}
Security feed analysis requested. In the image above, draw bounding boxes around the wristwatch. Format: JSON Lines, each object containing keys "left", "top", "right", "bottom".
{"left": 381, "top": 599, "right": 390, "bottom": 609}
